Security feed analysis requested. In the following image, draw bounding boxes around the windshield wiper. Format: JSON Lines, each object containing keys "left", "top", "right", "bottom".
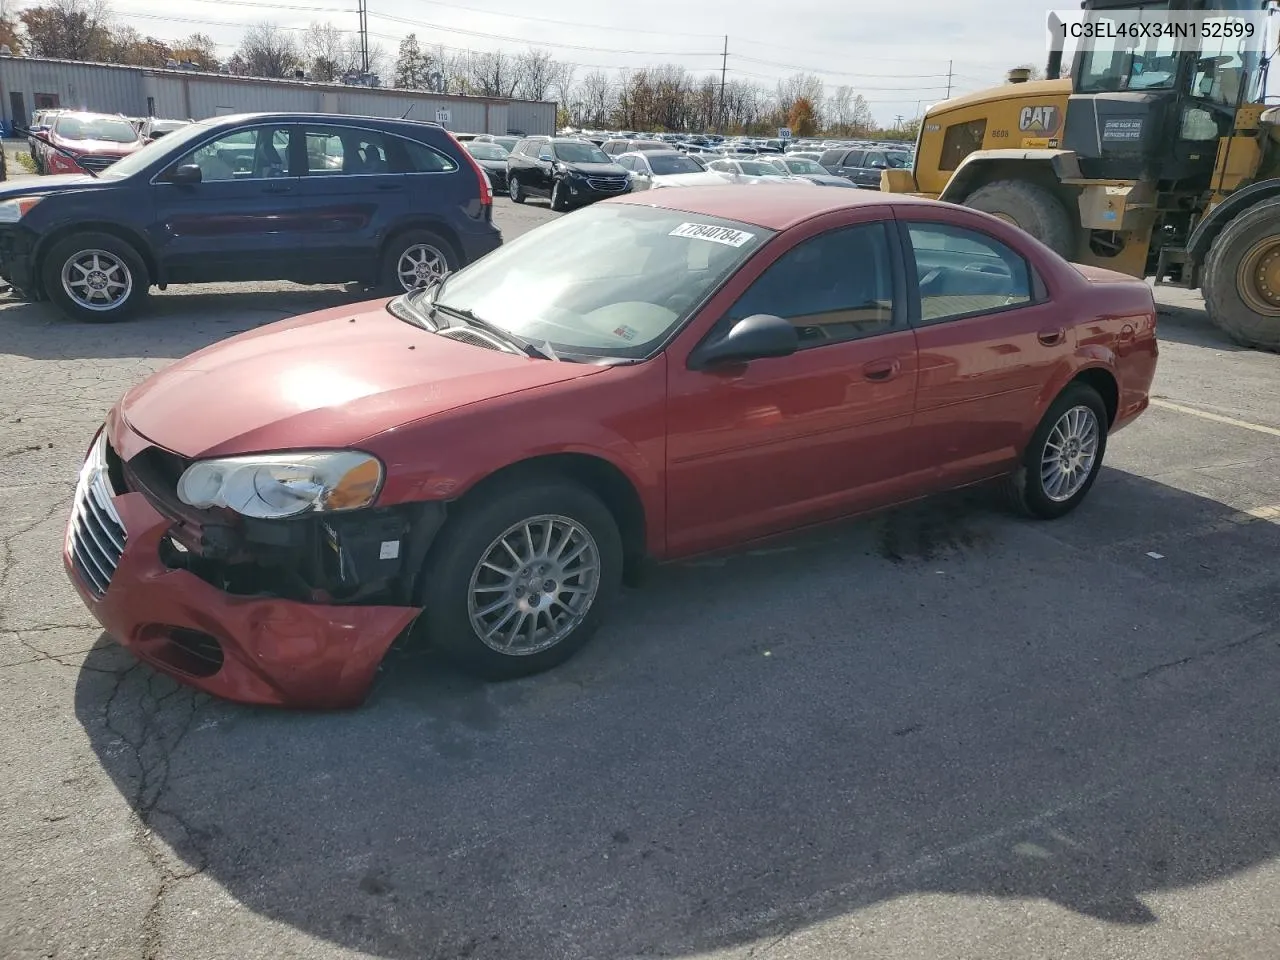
{"left": 17, "top": 128, "right": 99, "bottom": 179}
{"left": 432, "top": 303, "right": 559, "bottom": 360}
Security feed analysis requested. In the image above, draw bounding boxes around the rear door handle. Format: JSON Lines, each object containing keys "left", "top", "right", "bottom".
{"left": 862, "top": 358, "right": 900, "bottom": 381}
{"left": 375, "top": 182, "right": 403, "bottom": 191}
{"left": 1037, "top": 328, "right": 1065, "bottom": 346}
{"left": 262, "top": 185, "right": 293, "bottom": 195}
{"left": 1118, "top": 323, "right": 1135, "bottom": 340}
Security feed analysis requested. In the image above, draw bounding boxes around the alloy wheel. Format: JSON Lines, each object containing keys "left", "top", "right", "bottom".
{"left": 1040, "top": 405, "right": 1100, "bottom": 502}
{"left": 61, "top": 249, "right": 132, "bottom": 312}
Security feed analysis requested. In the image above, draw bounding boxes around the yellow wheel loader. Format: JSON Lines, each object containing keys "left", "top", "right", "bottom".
{"left": 881, "top": 0, "right": 1280, "bottom": 350}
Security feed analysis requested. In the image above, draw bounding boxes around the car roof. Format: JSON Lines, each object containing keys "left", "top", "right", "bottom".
{"left": 609, "top": 183, "right": 938, "bottom": 230}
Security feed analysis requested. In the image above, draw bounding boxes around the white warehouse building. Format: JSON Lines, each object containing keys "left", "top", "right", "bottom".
{"left": 0, "top": 55, "right": 556, "bottom": 138}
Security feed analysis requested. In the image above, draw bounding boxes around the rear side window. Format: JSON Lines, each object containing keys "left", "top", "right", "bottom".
{"left": 906, "top": 222, "right": 1032, "bottom": 324}
{"left": 818, "top": 149, "right": 843, "bottom": 167}
{"left": 398, "top": 137, "right": 459, "bottom": 173}
{"left": 940, "top": 119, "right": 986, "bottom": 171}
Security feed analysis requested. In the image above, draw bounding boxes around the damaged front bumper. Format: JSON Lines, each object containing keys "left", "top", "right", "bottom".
{"left": 62, "top": 421, "right": 432, "bottom": 709}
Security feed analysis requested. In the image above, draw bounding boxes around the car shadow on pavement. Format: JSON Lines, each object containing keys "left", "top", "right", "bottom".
{"left": 0, "top": 286, "right": 363, "bottom": 361}
{"left": 74, "top": 471, "right": 1280, "bottom": 958}
{"left": 1154, "top": 300, "right": 1250, "bottom": 351}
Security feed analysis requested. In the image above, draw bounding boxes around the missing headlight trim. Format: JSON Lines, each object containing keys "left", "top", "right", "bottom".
{"left": 159, "top": 501, "right": 447, "bottom": 606}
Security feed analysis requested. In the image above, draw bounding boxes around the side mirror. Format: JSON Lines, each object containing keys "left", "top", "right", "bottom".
{"left": 538, "top": 152, "right": 553, "bottom": 161}
{"left": 166, "top": 163, "right": 203, "bottom": 185}
{"left": 870, "top": 161, "right": 887, "bottom": 169}
{"left": 688, "top": 314, "right": 799, "bottom": 369}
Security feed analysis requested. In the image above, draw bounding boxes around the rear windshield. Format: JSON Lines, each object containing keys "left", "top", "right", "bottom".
{"left": 649, "top": 154, "right": 704, "bottom": 175}
{"left": 554, "top": 141, "right": 610, "bottom": 164}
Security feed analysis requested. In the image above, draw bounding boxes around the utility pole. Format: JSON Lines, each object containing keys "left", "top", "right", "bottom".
{"left": 894, "top": 114, "right": 904, "bottom": 132}
{"left": 718, "top": 35, "right": 728, "bottom": 133}
{"left": 358, "top": 0, "right": 370, "bottom": 74}
{"left": 945, "top": 58, "right": 953, "bottom": 98}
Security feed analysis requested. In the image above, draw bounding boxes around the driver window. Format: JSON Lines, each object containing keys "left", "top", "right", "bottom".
{"left": 723, "top": 222, "right": 897, "bottom": 347}
{"left": 178, "top": 126, "right": 291, "bottom": 181}
{"left": 906, "top": 223, "right": 1032, "bottom": 324}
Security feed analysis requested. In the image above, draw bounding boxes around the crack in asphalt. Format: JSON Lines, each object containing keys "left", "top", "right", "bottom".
{"left": 100, "top": 661, "right": 212, "bottom": 960}
{"left": 1124, "top": 624, "right": 1279, "bottom": 682}
{"left": 0, "top": 495, "right": 70, "bottom": 629}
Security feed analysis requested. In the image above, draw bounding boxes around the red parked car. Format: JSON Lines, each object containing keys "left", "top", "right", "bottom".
{"left": 64, "top": 186, "right": 1158, "bottom": 708}
{"left": 38, "top": 112, "right": 144, "bottom": 175}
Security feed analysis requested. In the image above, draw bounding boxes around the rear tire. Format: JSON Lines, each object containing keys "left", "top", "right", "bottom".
{"left": 1004, "top": 382, "right": 1108, "bottom": 520}
{"left": 508, "top": 175, "right": 525, "bottom": 203}
{"left": 1202, "top": 196, "right": 1280, "bottom": 352}
{"left": 42, "top": 232, "right": 149, "bottom": 323}
{"left": 418, "top": 478, "right": 623, "bottom": 680}
{"left": 964, "top": 179, "right": 1075, "bottom": 259}
{"left": 379, "top": 229, "right": 458, "bottom": 295}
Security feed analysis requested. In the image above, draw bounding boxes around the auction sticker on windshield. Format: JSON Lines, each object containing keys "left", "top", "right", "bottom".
{"left": 669, "top": 222, "right": 755, "bottom": 247}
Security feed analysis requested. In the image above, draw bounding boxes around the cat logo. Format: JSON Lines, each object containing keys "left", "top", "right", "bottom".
{"left": 1018, "top": 105, "right": 1061, "bottom": 135}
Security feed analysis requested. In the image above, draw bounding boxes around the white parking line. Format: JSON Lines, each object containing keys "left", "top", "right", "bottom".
{"left": 1150, "top": 398, "right": 1280, "bottom": 438}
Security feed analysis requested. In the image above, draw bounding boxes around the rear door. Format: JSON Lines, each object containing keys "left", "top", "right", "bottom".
{"left": 897, "top": 213, "right": 1072, "bottom": 486}
{"left": 295, "top": 123, "right": 407, "bottom": 282}
{"left": 151, "top": 122, "right": 303, "bottom": 283}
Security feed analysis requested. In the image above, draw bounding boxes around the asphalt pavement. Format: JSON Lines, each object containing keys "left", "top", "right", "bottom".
{"left": 4, "top": 197, "right": 1280, "bottom": 960}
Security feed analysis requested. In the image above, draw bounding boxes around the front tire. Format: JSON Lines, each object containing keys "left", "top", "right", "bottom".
{"left": 419, "top": 478, "right": 623, "bottom": 680}
{"left": 508, "top": 175, "right": 525, "bottom": 203}
{"left": 1004, "top": 382, "right": 1108, "bottom": 519}
{"left": 380, "top": 229, "right": 458, "bottom": 295}
{"left": 550, "top": 179, "right": 570, "bottom": 212}
{"left": 1202, "top": 196, "right": 1280, "bottom": 352}
{"left": 42, "top": 232, "right": 149, "bottom": 323}
{"left": 964, "top": 179, "right": 1075, "bottom": 259}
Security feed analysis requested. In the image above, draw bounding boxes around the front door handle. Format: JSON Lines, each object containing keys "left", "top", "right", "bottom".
{"left": 375, "top": 182, "right": 403, "bottom": 191}
{"left": 1037, "top": 328, "right": 1065, "bottom": 346}
{"left": 863, "top": 358, "right": 900, "bottom": 381}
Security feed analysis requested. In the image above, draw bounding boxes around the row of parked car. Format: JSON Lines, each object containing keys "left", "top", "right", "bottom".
{"left": 26, "top": 109, "right": 191, "bottom": 175}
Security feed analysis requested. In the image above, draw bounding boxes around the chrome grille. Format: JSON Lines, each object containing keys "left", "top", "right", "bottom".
{"left": 67, "top": 432, "right": 126, "bottom": 598}
{"left": 586, "top": 177, "right": 628, "bottom": 192}
{"left": 77, "top": 155, "right": 119, "bottom": 172}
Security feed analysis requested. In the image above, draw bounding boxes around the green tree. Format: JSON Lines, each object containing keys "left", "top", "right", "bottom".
{"left": 394, "top": 33, "right": 426, "bottom": 89}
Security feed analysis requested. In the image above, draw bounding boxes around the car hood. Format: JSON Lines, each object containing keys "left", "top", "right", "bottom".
{"left": 119, "top": 300, "right": 605, "bottom": 459}
{"left": 0, "top": 174, "right": 106, "bottom": 199}
{"left": 795, "top": 173, "right": 858, "bottom": 186}
{"left": 650, "top": 171, "right": 734, "bottom": 187}
{"left": 562, "top": 161, "right": 626, "bottom": 175}
{"left": 53, "top": 138, "right": 141, "bottom": 155}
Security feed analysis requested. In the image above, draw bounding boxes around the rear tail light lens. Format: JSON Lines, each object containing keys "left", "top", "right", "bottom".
{"left": 447, "top": 130, "right": 491, "bottom": 208}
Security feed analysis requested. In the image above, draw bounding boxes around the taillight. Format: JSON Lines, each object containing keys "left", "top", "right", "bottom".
{"left": 447, "top": 130, "right": 491, "bottom": 207}
{"left": 47, "top": 152, "right": 82, "bottom": 174}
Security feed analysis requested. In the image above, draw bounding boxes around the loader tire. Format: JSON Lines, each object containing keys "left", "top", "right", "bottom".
{"left": 964, "top": 179, "right": 1075, "bottom": 259}
{"left": 1202, "top": 195, "right": 1280, "bottom": 353}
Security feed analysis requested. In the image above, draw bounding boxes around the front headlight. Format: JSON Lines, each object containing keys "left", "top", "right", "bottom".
{"left": 176, "top": 450, "right": 383, "bottom": 519}
{"left": 0, "top": 196, "right": 45, "bottom": 222}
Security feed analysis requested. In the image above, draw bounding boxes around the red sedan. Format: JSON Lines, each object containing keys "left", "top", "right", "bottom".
{"left": 64, "top": 186, "right": 1158, "bottom": 708}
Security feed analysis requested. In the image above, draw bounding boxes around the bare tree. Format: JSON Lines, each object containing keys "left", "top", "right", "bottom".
{"left": 578, "top": 69, "right": 614, "bottom": 126}
{"left": 514, "top": 47, "right": 556, "bottom": 101}
{"left": 238, "top": 21, "right": 299, "bottom": 78}
{"left": 302, "top": 21, "right": 345, "bottom": 81}
{"left": 466, "top": 49, "right": 521, "bottom": 98}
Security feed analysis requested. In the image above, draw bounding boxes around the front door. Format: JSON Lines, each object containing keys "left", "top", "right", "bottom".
{"left": 899, "top": 215, "right": 1075, "bottom": 486}
{"left": 665, "top": 219, "right": 923, "bottom": 557}
{"left": 151, "top": 123, "right": 303, "bottom": 283}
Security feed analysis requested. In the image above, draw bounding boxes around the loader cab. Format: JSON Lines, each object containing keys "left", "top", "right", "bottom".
{"left": 1060, "top": 0, "right": 1266, "bottom": 186}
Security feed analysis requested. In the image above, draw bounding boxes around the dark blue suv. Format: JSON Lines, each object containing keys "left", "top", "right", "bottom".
{"left": 0, "top": 112, "right": 501, "bottom": 322}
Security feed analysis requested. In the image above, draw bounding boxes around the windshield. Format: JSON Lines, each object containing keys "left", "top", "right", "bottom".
{"left": 467, "top": 143, "right": 509, "bottom": 160}
{"left": 99, "top": 119, "right": 216, "bottom": 178}
{"left": 1076, "top": 2, "right": 1179, "bottom": 92}
{"left": 737, "top": 160, "right": 779, "bottom": 176}
{"left": 425, "top": 204, "right": 772, "bottom": 360}
{"left": 785, "top": 158, "right": 825, "bottom": 174}
{"left": 493, "top": 136, "right": 519, "bottom": 151}
{"left": 885, "top": 152, "right": 912, "bottom": 168}
{"left": 54, "top": 115, "right": 139, "bottom": 143}
{"left": 554, "top": 141, "right": 610, "bottom": 163}
{"left": 151, "top": 121, "right": 187, "bottom": 134}
{"left": 649, "top": 154, "right": 703, "bottom": 174}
